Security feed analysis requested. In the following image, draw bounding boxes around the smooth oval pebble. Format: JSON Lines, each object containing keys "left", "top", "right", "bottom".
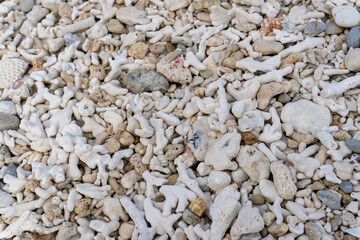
{"left": 122, "top": 70, "right": 169, "bottom": 94}
{"left": 347, "top": 27, "right": 360, "bottom": 49}
{"left": 304, "top": 222, "right": 322, "bottom": 240}
{"left": 345, "top": 48, "right": 360, "bottom": 72}
{"left": 345, "top": 139, "right": 360, "bottom": 153}
{"left": 304, "top": 21, "right": 325, "bottom": 36}
{"left": 182, "top": 209, "right": 200, "bottom": 225}
{"left": 332, "top": 5, "right": 360, "bottom": 28}
{"left": 0, "top": 113, "right": 20, "bottom": 131}
{"left": 340, "top": 181, "right": 354, "bottom": 194}
{"left": 325, "top": 21, "right": 344, "bottom": 35}
{"left": 318, "top": 190, "right": 341, "bottom": 210}
{"left": 6, "top": 163, "right": 18, "bottom": 176}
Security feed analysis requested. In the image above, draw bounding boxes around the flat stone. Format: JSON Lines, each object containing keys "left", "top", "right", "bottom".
{"left": 116, "top": 7, "right": 150, "bottom": 26}
{"left": 332, "top": 5, "right": 360, "bottom": 28}
{"left": 182, "top": 209, "right": 200, "bottom": 225}
{"left": 304, "top": 21, "right": 325, "bottom": 36}
{"left": 0, "top": 113, "right": 19, "bottom": 131}
{"left": 252, "top": 39, "right": 284, "bottom": 55}
{"left": 122, "top": 70, "right": 169, "bottom": 94}
{"left": 325, "top": 22, "right": 344, "bottom": 35}
{"left": 318, "top": 190, "right": 341, "bottom": 210}
{"left": 340, "top": 181, "right": 354, "bottom": 194}
{"left": 345, "top": 139, "right": 360, "bottom": 153}
{"left": 347, "top": 27, "right": 360, "bottom": 49}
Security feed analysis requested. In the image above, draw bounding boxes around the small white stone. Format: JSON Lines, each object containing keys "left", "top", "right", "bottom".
{"left": 332, "top": 5, "right": 360, "bottom": 28}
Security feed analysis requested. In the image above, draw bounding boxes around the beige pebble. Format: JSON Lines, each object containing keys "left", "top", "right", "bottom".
{"left": 280, "top": 53, "right": 302, "bottom": 69}
{"left": 271, "top": 161, "right": 297, "bottom": 200}
{"left": 291, "top": 132, "right": 314, "bottom": 144}
{"left": 25, "top": 180, "right": 40, "bottom": 192}
{"left": 119, "top": 222, "right": 135, "bottom": 240}
{"left": 189, "top": 198, "right": 206, "bottom": 217}
{"left": 287, "top": 138, "right": 299, "bottom": 149}
{"left": 149, "top": 42, "right": 167, "bottom": 55}
{"left": 267, "top": 222, "right": 288, "bottom": 237}
{"left": 46, "top": 206, "right": 62, "bottom": 221}
{"left": 107, "top": 137, "right": 121, "bottom": 153}
{"left": 251, "top": 194, "right": 265, "bottom": 205}
{"left": 253, "top": 39, "right": 284, "bottom": 55}
{"left": 89, "top": 65, "right": 106, "bottom": 80}
{"left": 193, "top": 0, "right": 221, "bottom": 11}
{"left": 333, "top": 161, "right": 353, "bottom": 180}
{"left": 82, "top": 172, "right": 97, "bottom": 183}
{"left": 263, "top": 212, "right": 276, "bottom": 226}
{"left": 120, "top": 131, "right": 135, "bottom": 146}
{"left": 332, "top": 130, "right": 351, "bottom": 141}
{"left": 130, "top": 153, "right": 147, "bottom": 175}
{"left": 58, "top": 2, "right": 72, "bottom": 19}
{"left": 108, "top": 177, "right": 121, "bottom": 190}
{"left": 128, "top": 42, "right": 149, "bottom": 59}
{"left": 307, "top": 181, "right": 325, "bottom": 191}
{"left": 165, "top": 144, "right": 185, "bottom": 160}
{"left": 196, "top": 12, "right": 211, "bottom": 22}
{"left": 75, "top": 198, "right": 92, "bottom": 217}
{"left": 257, "top": 82, "right": 284, "bottom": 110}
{"left": 106, "top": 19, "right": 126, "bottom": 34}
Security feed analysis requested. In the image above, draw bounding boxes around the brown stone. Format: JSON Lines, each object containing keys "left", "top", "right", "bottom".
{"left": 251, "top": 194, "right": 265, "bottom": 205}
{"left": 166, "top": 174, "right": 179, "bottom": 185}
{"left": 241, "top": 132, "right": 257, "bottom": 145}
{"left": 332, "top": 130, "right": 352, "bottom": 141}
{"left": 130, "top": 153, "right": 147, "bottom": 175}
{"left": 267, "top": 222, "right": 288, "bottom": 237}
{"left": 31, "top": 233, "right": 52, "bottom": 240}
{"left": 128, "top": 42, "right": 149, "bottom": 59}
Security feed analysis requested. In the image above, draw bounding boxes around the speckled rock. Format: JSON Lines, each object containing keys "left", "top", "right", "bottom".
{"left": 122, "top": 70, "right": 169, "bottom": 94}
{"left": 0, "top": 113, "right": 20, "bottom": 130}
{"left": 304, "top": 21, "right": 325, "bottom": 36}
{"left": 129, "top": 153, "right": 147, "bottom": 175}
{"left": 165, "top": 144, "right": 185, "bottom": 161}
{"left": 58, "top": 2, "right": 72, "bottom": 19}
{"left": 149, "top": 43, "right": 167, "bottom": 55}
{"left": 305, "top": 222, "right": 322, "bottom": 240}
{"left": 156, "top": 54, "right": 192, "bottom": 85}
{"left": 193, "top": 0, "right": 221, "bottom": 11}
{"left": 270, "top": 161, "right": 297, "bottom": 199}
{"left": 252, "top": 39, "right": 284, "bottom": 55}
{"left": 332, "top": 5, "right": 360, "bottom": 28}
{"left": 325, "top": 22, "right": 344, "bottom": 35}
{"left": 183, "top": 209, "right": 200, "bottom": 225}
{"left": 345, "top": 139, "right": 360, "bottom": 153}
{"left": 89, "top": 65, "right": 106, "bottom": 80}
{"left": 106, "top": 138, "right": 121, "bottom": 153}
{"left": 340, "top": 181, "right": 354, "bottom": 194}
{"left": 0, "top": 58, "right": 28, "bottom": 89}
{"left": 347, "top": 27, "right": 360, "bottom": 49}
{"left": 318, "top": 190, "right": 341, "bottom": 210}
{"left": 75, "top": 198, "right": 92, "bottom": 217}
{"left": 19, "top": 0, "right": 34, "bottom": 12}
{"left": 128, "top": 42, "right": 149, "bottom": 59}
{"left": 56, "top": 222, "right": 78, "bottom": 240}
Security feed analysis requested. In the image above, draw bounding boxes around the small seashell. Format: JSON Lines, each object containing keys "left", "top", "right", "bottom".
{"left": 259, "top": 18, "right": 283, "bottom": 36}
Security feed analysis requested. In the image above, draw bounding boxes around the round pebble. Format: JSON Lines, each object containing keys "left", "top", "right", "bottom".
{"left": 325, "top": 21, "right": 344, "bottom": 35}
{"left": 107, "top": 138, "right": 121, "bottom": 153}
{"left": 267, "top": 222, "right": 288, "bottom": 237}
{"left": 330, "top": 217, "right": 342, "bottom": 232}
{"left": 0, "top": 113, "right": 20, "bottom": 131}
{"left": 345, "top": 139, "right": 360, "bottom": 153}
{"left": 304, "top": 21, "right": 325, "bottom": 36}
{"left": 347, "top": 27, "right": 360, "bottom": 49}
{"left": 128, "top": 42, "right": 149, "bottom": 59}
{"left": 182, "top": 209, "right": 200, "bottom": 225}
{"left": 340, "top": 181, "right": 354, "bottom": 194}
{"left": 317, "top": 190, "right": 341, "bottom": 210}
{"left": 251, "top": 194, "right": 265, "bottom": 205}
{"left": 19, "top": 0, "right": 34, "bottom": 12}
{"left": 332, "top": 5, "right": 360, "bottom": 28}
{"left": 304, "top": 222, "right": 322, "bottom": 240}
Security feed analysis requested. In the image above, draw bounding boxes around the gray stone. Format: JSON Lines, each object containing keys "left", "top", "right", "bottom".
{"left": 0, "top": 146, "right": 10, "bottom": 162}
{"left": 182, "top": 209, "right": 200, "bottom": 225}
{"left": 330, "top": 217, "right": 342, "bottom": 231}
{"left": 304, "top": 21, "right": 326, "bottom": 36}
{"left": 64, "top": 33, "right": 82, "bottom": 47}
{"left": 19, "top": 0, "right": 35, "bottom": 12}
{"left": 325, "top": 22, "right": 344, "bottom": 35}
{"left": 122, "top": 70, "right": 169, "bottom": 94}
{"left": 283, "top": 21, "right": 296, "bottom": 33}
{"left": 345, "top": 139, "right": 360, "bottom": 153}
{"left": 0, "top": 113, "right": 19, "bottom": 131}
{"left": 7, "top": 163, "right": 18, "bottom": 177}
{"left": 318, "top": 190, "right": 341, "bottom": 210}
{"left": 304, "top": 222, "right": 322, "bottom": 240}
{"left": 340, "top": 181, "right": 354, "bottom": 193}
{"left": 347, "top": 27, "right": 360, "bottom": 49}
{"left": 56, "top": 222, "right": 78, "bottom": 240}
{"left": 345, "top": 48, "right": 360, "bottom": 72}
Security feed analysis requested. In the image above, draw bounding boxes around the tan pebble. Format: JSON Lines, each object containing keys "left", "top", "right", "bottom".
{"left": 23, "top": 192, "right": 36, "bottom": 203}
{"left": 166, "top": 174, "right": 179, "bottom": 185}
{"left": 61, "top": 71, "right": 75, "bottom": 86}
{"left": 25, "top": 180, "right": 40, "bottom": 192}
{"left": 165, "top": 144, "right": 185, "bottom": 160}
{"left": 280, "top": 53, "right": 302, "bottom": 69}
{"left": 253, "top": 39, "right": 284, "bottom": 55}
{"left": 263, "top": 212, "right": 276, "bottom": 226}
{"left": 95, "top": 132, "right": 109, "bottom": 145}
{"left": 106, "top": 19, "right": 126, "bottom": 34}
{"left": 166, "top": 42, "right": 176, "bottom": 52}
{"left": 271, "top": 161, "right": 297, "bottom": 199}
{"left": 291, "top": 132, "right": 314, "bottom": 144}
{"left": 223, "top": 57, "right": 237, "bottom": 69}
{"left": 206, "top": 36, "right": 224, "bottom": 47}
{"left": 241, "top": 132, "right": 257, "bottom": 145}
{"left": 189, "top": 198, "right": 206, "bottom": 217}
{"left": 46, "top": 206, "right": 62, "bottom": 221}
{"left": 267, "top": 222, "right": 289, "bottom": 237}
{"left": 75, "top": 198, "right": 92, "bottom": 217}
{"left": 257, "top": 82, "right": 284, "bottom": 110}
{"left": 108, "top": 177, "right": 120, "bottom": 191}
{"left": 196, "top": 12, "right": 211, "bottom": 22}
{"left": 332, "top": 130, "right": 351, "bottom": 141}
{"left": 82, "top": 172, "right": 97, "bottom": 183}
{"left": 58, "top": 2, "right": 72, "bottom": 18}
{"left": 134, "top": 143, "right": 146, "bottom": 155}
{"left": 32, "top": 58, "right": 43, "bottom": 72}
{"left": 251, "top": 194, "right": 265, "bottom": 205}
{"left": 107, "top": 138, "right": 121, "bottom": 153}
{"left": 130, "top": 153, "right": 147, "bottom": 175}
{"left": 89, "top": 65, "right": 106, "bottom": 80}
{"left": 31, "top": 233, "right": 52, "bottom": 240}
{"left": 120, "top": 131, "right": 135, "bottom": 146}
{"left": 119, "top": 222, "right": 135, "bottom": 240}
{"left": 149, "top": 42, "right": 167, "bottom": 55}
{"left": 128, "top": 42, "right": 149, "bottom": 59}
{"left": 307, "top": 181, "right": 325, "bottom": 191}
{"left": 287, "top": 139, "right": 299, "bottom": 149}
{"left": 193, "top": 0, "right": 221, "bottom": 11}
